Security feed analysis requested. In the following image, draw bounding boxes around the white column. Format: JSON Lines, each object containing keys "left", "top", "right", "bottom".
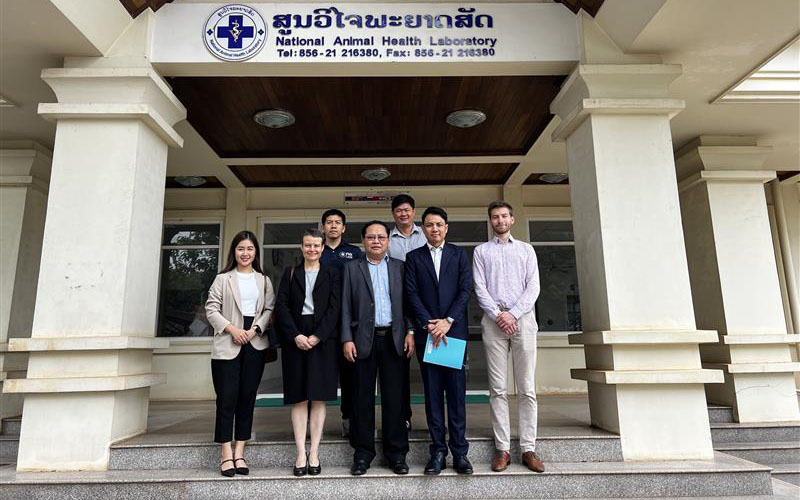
{"left": 0, "top": 142, "right": 51, "bottom": 425}
{"left": 2, "top": 64, "right": 186, "bottom": 470}
{"left": 550, "top": 64, "right": 723, "bottom": 460}
{"left": 676, "top": 136, "right": 800, "bottom": 422}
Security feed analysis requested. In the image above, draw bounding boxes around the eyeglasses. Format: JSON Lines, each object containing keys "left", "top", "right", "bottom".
{"left": 364, "top": 235, "right": 388, "bottom": 241}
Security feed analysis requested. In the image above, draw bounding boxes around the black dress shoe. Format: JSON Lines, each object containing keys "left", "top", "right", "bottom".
{"left": 424, "top": 451, "right": 446, "bottom": 475}
{"left": 453, "top": 455, "right": 473, "bottom": 474}
{"left": 308, "top": 457, "right": 321, "bottom": 476}
{"left": 390, "top": 460, "right": 409, "bottom": 475}
{"left": 293, "top": 456, "right": 308, "bottom": 477}
{"left": 234, "top": 457, "right": 249, "bottom": 475}
{"left": 220, "top": 459, "right": 236, "bottom": 477}
{"left": 351, "top": 460, "right": 370, "bottom": 476}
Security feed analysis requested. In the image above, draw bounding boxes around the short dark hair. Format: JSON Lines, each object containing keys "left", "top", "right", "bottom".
{"left": 391, "top": 194, "right": 415, "bottom": 211}
{"left": 422, "top": 206, "right": 448, "bottom": 224}
{"left": 303, "top": 228, "right": 324, "bottom": 242}
{"left": 361, "top": 220, "right": 390, "bottom": 238}
{"left": 487, "top": 200, "right": 514, "bottom": 217}
{"left": 321, "top": 208, "right": 346, "bottom": 225}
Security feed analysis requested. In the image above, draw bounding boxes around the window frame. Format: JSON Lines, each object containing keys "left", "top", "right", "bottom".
{"left": 528, "top": 217, "right": 581, "bottom": 336}
{"left": 156, "top": 219, "right": 225, "bottom": 338}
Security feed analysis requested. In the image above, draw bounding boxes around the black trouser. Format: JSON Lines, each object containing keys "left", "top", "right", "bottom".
{"left": 350, "top": 331, "right": 409, "bottom": 464}
{"left": 403, "top": 356, "right": 412, "bottom": 422}
{"left": 416, "top": 343, "right": 468, "bottom": 457}
{"left": 340, "top": 348, "right": 354, "bottom": 419}
{"left": 211, "top": 316, "right": 265, "bottom": 443}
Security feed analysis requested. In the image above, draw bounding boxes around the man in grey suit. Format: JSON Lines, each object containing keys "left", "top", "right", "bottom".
{"left": 341, "top": 220, "right": 415, "bottom": 476}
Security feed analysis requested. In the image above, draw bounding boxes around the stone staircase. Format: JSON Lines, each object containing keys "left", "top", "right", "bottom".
{"left": 709, "top": 405, "right": 800, "bottom": 487}
{"left": 2, "top": 406, "right": 798, "bottom": 499}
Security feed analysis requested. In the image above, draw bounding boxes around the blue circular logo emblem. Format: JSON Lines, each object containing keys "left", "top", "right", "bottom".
{"left": 203, "top": 4, "right": 266, "bottom": 62}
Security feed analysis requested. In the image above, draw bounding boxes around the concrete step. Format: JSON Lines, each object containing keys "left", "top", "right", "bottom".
{"left": 110, "top": 433, "right": 623, "bottom": 470}
{"left": 711, "top": 423, "right": 800, "bottom": 444}
{"left": 771, "top": 464, "right": 800, "bottom": 487}
{"left": 0, "top": 435, "right": 19, "bottom": 463}
{"left": 0, "top": 454, "right": 774, "bottom": 499}
{"left": 707, "top": 406, "right": 734, "bottom": 424}
{"left": 715, "top": 442, "right": 800, "bottom": 465}
{"left": 1, "top": 417, "right": 21, "bottom": 436}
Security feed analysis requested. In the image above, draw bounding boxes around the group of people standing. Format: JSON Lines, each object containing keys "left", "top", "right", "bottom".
{"left": 205, "top": 195, "right": 544, "bottom": 478}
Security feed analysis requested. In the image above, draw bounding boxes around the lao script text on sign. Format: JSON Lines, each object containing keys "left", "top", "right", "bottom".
{"left": 153, "top": 3, "right": 579, "bottom": 66}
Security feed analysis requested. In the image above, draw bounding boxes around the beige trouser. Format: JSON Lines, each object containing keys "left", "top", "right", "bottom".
{"left": 482, "top": 310, "right": 538, "bottom": 453}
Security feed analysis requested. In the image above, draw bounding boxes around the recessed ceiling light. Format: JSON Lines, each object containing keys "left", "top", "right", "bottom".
{"left": 253, "top": 109, "right": 295, "bottom": 128}
{"left": 539, "top": 173, "right": 569, "bottom": 184}
{"left": 361, "top": 168, "right": 391, "bottom": 182}
{"left": 174, "top": 176, "right": 207, "bottom": 187}
{"left": 446, "top": 109, "right": 486, "bottom": 128}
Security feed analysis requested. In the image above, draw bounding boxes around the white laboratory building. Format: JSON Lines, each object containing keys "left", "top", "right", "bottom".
{"left": 0, "top": 0, "right": 799, "bottom": 498}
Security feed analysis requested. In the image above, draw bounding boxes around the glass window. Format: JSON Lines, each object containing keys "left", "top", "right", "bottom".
{"left": 162, "top": 223, "right": 221, "bottom": 246}
{"left": 534, "top": 246, "right": 581, "bottom": 332}
{"left": 529, "top": 220, "right": 574, "bottom": 243}
{"left": 529, "top": 220, "right": 581, "bottom": 332}
{"left": 157, "top": 223, "right": 222, "bottom": 337}
{"left": 446, "top": 220, "right": 490, "bottom": 243}
{"left": 262, "top": 223, "right": 317, "bottom": 245}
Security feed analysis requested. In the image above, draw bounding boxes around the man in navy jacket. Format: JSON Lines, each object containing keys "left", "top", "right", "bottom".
{"left": 404, "top": 206, "right": 473, "bottom": 475}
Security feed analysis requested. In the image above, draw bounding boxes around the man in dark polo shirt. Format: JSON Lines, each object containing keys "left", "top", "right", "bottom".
{"left": 319, "top": 208, "right": 363, "bottom": 437}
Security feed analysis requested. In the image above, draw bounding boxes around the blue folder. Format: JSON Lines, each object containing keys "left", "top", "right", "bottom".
{"left": 422, "top": 334, "right": 466, "bottom": 370}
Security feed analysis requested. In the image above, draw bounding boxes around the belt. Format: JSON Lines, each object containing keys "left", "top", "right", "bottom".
{"left": 374, "top": 326, "right": 391, "bottom": 337}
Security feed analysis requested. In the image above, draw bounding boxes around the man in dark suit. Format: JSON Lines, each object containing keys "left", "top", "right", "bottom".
{"left": 404, "top": 206, "right": 474, "bottom": 475}
{"left": 341, "top": 220, "right": 416, "bottom": 476}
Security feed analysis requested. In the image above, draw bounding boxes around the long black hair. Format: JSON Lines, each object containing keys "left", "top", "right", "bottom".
{"left": 220, "top": 230, "right": 264, "bottom": 274}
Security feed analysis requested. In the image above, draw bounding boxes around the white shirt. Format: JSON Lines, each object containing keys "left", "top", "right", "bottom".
{"left": 427, "top": 242, "right": 445, "bottom": 280}
{"left": 302, "top": 270, "right": 319, "bottom": 315}
{"left": 236, "top": 271, "right": 259, "bottom": 316}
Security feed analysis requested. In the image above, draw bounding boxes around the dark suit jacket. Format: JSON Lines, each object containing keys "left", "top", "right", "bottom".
{"left": 340, "top": 256, "right": 412, "bottom": 357}
{"left": 275, "top": 263, "right": 341, "bottom": 343}
{"left": 404, "top": 243, "right": 473, "bottom": 344}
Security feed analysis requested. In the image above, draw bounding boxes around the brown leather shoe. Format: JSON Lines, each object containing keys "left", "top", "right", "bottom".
{"left": 522, "top": 451, "right": 545, "bottom": 473}
{"left": 491, "top": 450, "right": 510, "bottom": 472}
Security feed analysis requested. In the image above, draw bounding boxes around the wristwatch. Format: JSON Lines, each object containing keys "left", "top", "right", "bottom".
{"left": 254, "top": 325, "right": 262, "bottom": 335}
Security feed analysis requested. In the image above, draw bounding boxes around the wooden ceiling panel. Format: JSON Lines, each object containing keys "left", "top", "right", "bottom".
{"left": 118, "top": 0, "right": 174, "bottom": 17}
{"left": 230, "top": 163, "right": 517, "bottom": 187}
{"left": 170, "top": 76, "right": 565, "bottom": 158}
{"left": 554, "top": 0, "right": 605, "bottom": 16}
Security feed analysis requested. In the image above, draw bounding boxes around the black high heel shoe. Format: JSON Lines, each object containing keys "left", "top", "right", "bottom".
{"left": 220, "top": 459, "right": 236, "bottom": 477}
{"left": 308, "top": 454, "right": 321, "bottom": 476}
{"left": 234, "top": 457, "right": 249, "bottom": 475}
{"left": 293, "top": 454, "right": 308, "bottom": 477}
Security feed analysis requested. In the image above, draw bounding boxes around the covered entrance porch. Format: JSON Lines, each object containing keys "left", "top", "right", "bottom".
{"left": 0, "top": 2, "right": 798, "bottom": 496}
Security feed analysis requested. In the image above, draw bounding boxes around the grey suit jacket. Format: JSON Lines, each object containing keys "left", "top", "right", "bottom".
{"left": 340, "top": 256, "right": 413, "bottom": 358}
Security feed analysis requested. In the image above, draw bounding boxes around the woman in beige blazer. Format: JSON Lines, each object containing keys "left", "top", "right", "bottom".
{"left": 206, "top": 230, "right": 275, "bottom": 477}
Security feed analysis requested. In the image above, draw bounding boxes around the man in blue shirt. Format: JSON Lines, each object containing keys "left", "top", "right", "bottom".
{"left": 341, "top": 221, "right": 415, "bottom": 475}
{"left": 319, "top": 209, "right": 363, "bottom": 436}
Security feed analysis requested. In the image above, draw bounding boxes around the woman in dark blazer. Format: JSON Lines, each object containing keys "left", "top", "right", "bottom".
{"left": 275, "top": 228, "right": 341, "bottom": 476}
